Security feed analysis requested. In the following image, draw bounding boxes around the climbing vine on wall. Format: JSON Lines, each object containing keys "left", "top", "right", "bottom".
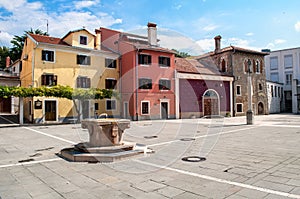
{"left": 0, "top": 85, "right": 114, "bottom": 100}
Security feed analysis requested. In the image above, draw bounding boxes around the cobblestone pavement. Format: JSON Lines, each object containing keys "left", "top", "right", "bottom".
{"left": 0, "top": 114, "right": 300, "bottom": 198}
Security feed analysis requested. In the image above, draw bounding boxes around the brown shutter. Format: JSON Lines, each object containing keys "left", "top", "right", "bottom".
{"left": 87, "top": 78, "right": 91, "bottom": 88}
{"left": 54, "top": 75, "right": 57, "bottom": 85}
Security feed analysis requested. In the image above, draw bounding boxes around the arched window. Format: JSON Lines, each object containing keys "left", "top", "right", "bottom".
{"left": 256, "top": 60, "right": 260, "bottom": 73}
{"left": 260, "top": 60, "right": 263, "bottom": 73}
{"left": 204, "top": 90, "right": 218, "bottom": 97}
{"left": 221, "top": 59, "right": 226, "bottom": 72}
{"left": 244, "top": 60, "right": 248, "bottom": 73}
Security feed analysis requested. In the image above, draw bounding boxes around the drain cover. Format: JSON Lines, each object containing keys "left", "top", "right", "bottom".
{"left": 180, "top": 138, "right": 196, "bottom": 141}
{"left": 181, "top": 156, "right": 206, "bottom": 162}
{"left": 144, "top": 135, "right": 158, "bottom": 139}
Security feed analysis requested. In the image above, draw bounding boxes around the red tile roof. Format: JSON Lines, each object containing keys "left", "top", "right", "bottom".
{"left": 175, "top": 57, "right": 232, "bottom": 77}
{"left": 28, "top": 34, "right": 69, "bottom": 46}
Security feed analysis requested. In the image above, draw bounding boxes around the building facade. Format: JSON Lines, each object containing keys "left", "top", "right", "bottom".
{"left": 266, "top": 80, "right": 284, "bottom": 113}
{"left": 197, "top": 36, "right": 269, "bottom": 116}
{"left": 264, "top": 47, "right": 300, "bottom": 113}
{"left": 20, "top": 29, "right": 119, "bottom": 123}
{"left": 175, "top": 57, "right": 233, "bottom": 118}
{"left": 0, "top": 71, "right": 20, "bottom": 114}
{"left": 99, "top": 23, "right": 176, "bottom": 120}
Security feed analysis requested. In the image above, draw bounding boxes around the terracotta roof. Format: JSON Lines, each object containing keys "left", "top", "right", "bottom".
{"left": 29, "top": 34, "right": 69, "bottom": 46}
{"left": 193, "top": 45, "right": 269, "bottom": 60}
{"left": 175, "top": 57, "right": 231, "bottom": 77}
{"left": 61, "top": 28, "right": 95, "bottom": 40}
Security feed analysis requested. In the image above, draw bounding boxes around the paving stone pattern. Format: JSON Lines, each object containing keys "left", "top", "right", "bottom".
{"left": 0, "top": 114, "right": 300, "bottom": 198}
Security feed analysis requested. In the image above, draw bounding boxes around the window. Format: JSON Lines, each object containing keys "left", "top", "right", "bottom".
{"left": 105, "top": 79, "right": 117, "bottom": 89}
{"left": 286, "top": 73, "right": 292, "bottom": 85}
{"left": 77, "top": 55, "right": 91, "bottom": 65}
{"left": 259, "top": 83, "right": 263, "bottom": 91}
{"left": 79, "top": 36, "right": 87, "bottom": 45}
{"left": 139, "top": 78, "right": 152, "bottom": 89}
{"left": 105, "top": 58, "right": 117, "bottom": 68}
{"left": 278, "top": 87, "right": 281, "bottom": 98}
{"left": 275, "top": 86, "right": 277, "bottom": 97}
{"left": 138, "top": 54, "right": 151, "bottom": 65}
{"left": 159, "top": 79, "right": 171, "bottom": 90}
{"left": 106, "top": 100, "right": 116, "bottom": 110}
{"left": 255, "top": 60, "right": 260, "bottom": 73}
{"left": 270, "top": 72, "right": 279, "bottom": 82}
{"left": 244, "top": 59, "right": 251, "bottom": 73}
{"left": 244, "top": 60, "right": 249, "bottom": 73}
{"left": 284, "top": 54, "right": 293, "bottom": 68}
{"left": 236, "top": 85, "right": 241, "bottom": 95}
{"left": 158, "top": 56, "right": 170, "bottom": 67}
{"left": 77, "top": 76, "right": 91, "bottom": 88}
{"left": 141, "top": 101, "right": 150, "bottom": 115}
{"left": 271, "top": 85, "right": 273, "bottom": 97}
{"left": 236, "top": 103, "right": 243, "bottom": 113}
{"left": 270, "top": 56, "right": 278, "bottom": 70}
{"left": 221, "top": 59, "right": 226, "bottom": 72}
{"left": 41, "top": 74, "right": 57, "bottom": 86}
{"left": 95, "top": 103, "right": 99, "bottom": 110}
{"left": 42, "top": 50, "right": 54, "bottom": 62}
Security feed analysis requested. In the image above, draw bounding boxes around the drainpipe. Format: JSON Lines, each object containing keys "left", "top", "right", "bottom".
{"left": 135, "top": 48, "right": 139, "bottom": 121}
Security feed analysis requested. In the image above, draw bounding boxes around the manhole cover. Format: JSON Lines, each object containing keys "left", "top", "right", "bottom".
{"left": 180, "top": 138, "right": 196, "bottom": 141}
{"left": 144, "top": 135, "right": 158, "bottom": 139}
{"left": 181, "top": 156, "right": 206, "bottom": 162}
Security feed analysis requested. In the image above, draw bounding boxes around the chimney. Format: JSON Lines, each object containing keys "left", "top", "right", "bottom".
{"left": 95, "top": 29, "right": 101, "bottom": 50}
{"left": 147, "top": 22, "right": 157, "bottom": 46}
{"left": 214, "top": 35, "right": 222, "bottom": 53}
{"left": 6, "top": 56, "right": 10, "bottom": 68}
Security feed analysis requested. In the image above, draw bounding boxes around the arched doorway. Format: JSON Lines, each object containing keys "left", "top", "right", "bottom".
{"left": 258, "top": 102, "right": 264, "bottom": 115}
{"left": 203, "top": 90, "right": 220, "bottom": 116}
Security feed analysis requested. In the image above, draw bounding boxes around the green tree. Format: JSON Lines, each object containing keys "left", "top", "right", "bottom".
{"left": 172, "top": 49, "right": 190, "bottom": 58}
{"left": 0, "top": 46, "right": 10, "bottom": 69}
{"left": 10, "top": 28, "right": 49, "bottom": 62}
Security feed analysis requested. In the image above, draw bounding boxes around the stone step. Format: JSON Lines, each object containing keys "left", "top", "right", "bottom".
{"left": 60, "top": 147, "right": 144, "bottom": 163}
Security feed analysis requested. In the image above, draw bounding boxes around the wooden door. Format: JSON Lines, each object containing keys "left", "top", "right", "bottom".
{"left": 0, "top": 97, "right": 11, "bottom": 113}
{"left": 203, "top": 98, "right": 219, "bottom": 116}
{"left": 45, "top": 100, "right": 56, "bottom": 121}
{"left": 161, "top": 102, "right": 168, "bottom": 119}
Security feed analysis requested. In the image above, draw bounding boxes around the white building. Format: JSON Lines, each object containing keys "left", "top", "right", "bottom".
{"left": 266, "top": 80, "right": 283, "bottom": 113}
{"left": 264, "top": 47, "right": 300, "bottom": 113}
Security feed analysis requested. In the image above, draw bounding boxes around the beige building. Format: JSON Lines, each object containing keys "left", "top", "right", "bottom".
{"left": 20, "top": 28, "right": 119, "bottom": 123}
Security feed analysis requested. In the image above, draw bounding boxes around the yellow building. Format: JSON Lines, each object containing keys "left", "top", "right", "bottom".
{"left": 20, "top": 28, "right": 120, "bottom": 123}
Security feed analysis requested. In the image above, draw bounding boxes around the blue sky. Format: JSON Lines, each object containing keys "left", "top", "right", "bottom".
{"left": 1, "top": 0, "right": 300, "bottom": 55}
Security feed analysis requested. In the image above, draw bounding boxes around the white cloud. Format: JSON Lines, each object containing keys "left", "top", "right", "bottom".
{"left": 225, "top": 37, "right": 250, "bottom": 47}
{"left": 0, "top": 0, "right": 122, "bottom": 46}
{"left": 203, "top": 24, "right": 218, "bottom": 31}
{"left": 274, "top": 39, "right": 286, "bottom": 44}
{"left": 74, "top": 0, "right": 100, "bottom": 10}
{"left": 0, "top": 31, "right": 13, "bottom": 46}
{"left": 0, "top": 0, "right": 26, "bottom": 11}
{"left": 265, "top": 39, "right": 286, "bottom": 50}
{"left": 196, "top": 39, "right": 215, "bottom": 52}
{"left": 294, "top": 21, "right": 300, "bottom": 32}
{"left": 246, "top": 32, "right": 253, "bottom": 36}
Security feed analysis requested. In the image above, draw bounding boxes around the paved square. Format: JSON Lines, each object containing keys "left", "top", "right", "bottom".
{"left": 0, "top": 114, "right": 300, "bottom": 198}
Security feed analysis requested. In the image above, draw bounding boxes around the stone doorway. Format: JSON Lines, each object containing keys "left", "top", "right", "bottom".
{"left": 203, "top": 90, "right": 219, "bottom": 116}
{"left": 258, "top": 102, "right": 264, "bottom": 115}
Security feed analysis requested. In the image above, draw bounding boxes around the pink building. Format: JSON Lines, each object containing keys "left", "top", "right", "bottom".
{"left": 98, "top": 23, "right": 176, "bottom": 120}
{"left": 175, "top": 57, "right": 234, "bottom": 118}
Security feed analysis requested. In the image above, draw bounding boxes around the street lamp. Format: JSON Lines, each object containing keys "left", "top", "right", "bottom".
{"left": 246, "top": 59, "right": 253, "bottom": 125}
